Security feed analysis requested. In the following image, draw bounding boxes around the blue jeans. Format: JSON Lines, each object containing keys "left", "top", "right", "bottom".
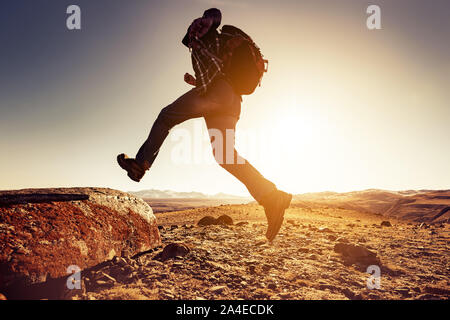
{"left": 135, "top": 78, "right": 276, "bottom": 203}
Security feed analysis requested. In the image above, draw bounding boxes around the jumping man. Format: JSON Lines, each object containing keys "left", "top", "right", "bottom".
{"left": 117, "top": 8, "right": 292, "bottom": 241}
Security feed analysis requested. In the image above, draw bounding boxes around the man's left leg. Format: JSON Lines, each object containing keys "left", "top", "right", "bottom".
{"left": 118, "top": 88, "right": 222, "bottom": 182}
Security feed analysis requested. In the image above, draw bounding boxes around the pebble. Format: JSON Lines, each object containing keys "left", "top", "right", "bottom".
{"left": 381, "top": 221, "right": 392, "bottom": 227}
{"left": 210, "top": 285, "right": 227, "bottom": 293}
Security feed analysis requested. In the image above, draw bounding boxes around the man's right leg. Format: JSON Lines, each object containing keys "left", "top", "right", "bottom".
{"left": 205, "top": 115, "right": 277, "bottom": 203}
{"left": 205, "top": 115, "right": 292, "bottom": 241}
{"left": 118, "top": 88, "right": 216, "bottom": 181}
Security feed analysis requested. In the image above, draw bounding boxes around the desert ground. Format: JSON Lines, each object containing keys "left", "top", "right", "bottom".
{"left": 143, "top": 198, "right": 251, "bottom": 213}
{"left": 70, "top": 197, "right": 449, "bottom": 300}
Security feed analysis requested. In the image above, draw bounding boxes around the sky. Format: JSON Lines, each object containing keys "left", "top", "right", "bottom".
{"left": 0, "top": 0, "right": 449, "bottom": 196}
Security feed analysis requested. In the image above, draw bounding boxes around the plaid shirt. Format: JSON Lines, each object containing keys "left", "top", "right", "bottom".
{"left": 190, "top": 33, "right": 224, "bottom": 95}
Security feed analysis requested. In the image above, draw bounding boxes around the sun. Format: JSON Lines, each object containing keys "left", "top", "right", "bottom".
{"left": 244, "top": 100, "right": 334, "bottom": 193}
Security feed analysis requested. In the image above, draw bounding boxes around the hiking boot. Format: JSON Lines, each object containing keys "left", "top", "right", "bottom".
{"left": 261, "top": 190, "right": 292, "bottom": 242}
{"left": 117, "top": 153, "right": 148, "bottom": 182}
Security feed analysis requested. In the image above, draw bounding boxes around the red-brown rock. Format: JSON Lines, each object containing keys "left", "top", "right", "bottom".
{"left": 0, "top": 187, "right": 161, "bottom": 293}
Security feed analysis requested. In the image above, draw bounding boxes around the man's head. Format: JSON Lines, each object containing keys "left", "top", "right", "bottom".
{"left": 182, "top": 8, "right": 222, "bottom": 48}
{"left": 203, "top": 8, "right": 222, "bottom": 30}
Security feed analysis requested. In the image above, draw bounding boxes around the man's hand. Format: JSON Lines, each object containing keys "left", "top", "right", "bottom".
{"left": 190, "top": 17, "right": 213, "bottom": 40}
{"left": 184, "top": 73, "right": 196, "bottom": 86}
{"left": 187, "top": 17, "right": 213, "bottom": 49}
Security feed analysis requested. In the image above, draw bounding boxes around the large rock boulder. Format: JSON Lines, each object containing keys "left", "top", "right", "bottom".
{"left": 0, "top": 187, "right": 161, "bottom": 297}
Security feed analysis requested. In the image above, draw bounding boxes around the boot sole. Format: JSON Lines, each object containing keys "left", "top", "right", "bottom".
{"left": 127, "top": 172, "right": 142, "bottom": 183}
{"left": 267, "top": 192, "right": 292, "bottom": 242}
{"left": 117, "top": 154, "right": 144, "bottom": 182}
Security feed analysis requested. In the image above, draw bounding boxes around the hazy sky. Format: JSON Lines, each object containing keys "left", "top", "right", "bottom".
{"left": 1, "top": 0, "right": 449, "bottom": 195}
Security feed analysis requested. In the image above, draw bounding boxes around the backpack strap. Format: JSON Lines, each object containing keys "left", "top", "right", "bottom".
{"left": 194, "top": 36, "right": 224, "bottom": 64}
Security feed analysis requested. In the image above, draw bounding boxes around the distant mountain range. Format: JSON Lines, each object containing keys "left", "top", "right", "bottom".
{"left": 293, "top": 189, "right": 450, "bottom": 223}
{"left": 129, "top": 189, "right": 250, "bottom": 200}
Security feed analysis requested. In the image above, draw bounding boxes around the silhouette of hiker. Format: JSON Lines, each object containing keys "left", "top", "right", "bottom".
{"left": 117, "top": 8, "right": 292, "bottom": 241}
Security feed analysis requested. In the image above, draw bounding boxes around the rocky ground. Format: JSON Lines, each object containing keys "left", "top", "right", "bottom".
{"left": 71, "top": 203, "right": 449, "bottom": 300}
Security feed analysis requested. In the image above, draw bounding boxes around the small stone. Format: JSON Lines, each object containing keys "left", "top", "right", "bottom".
{"left": 334, "top": 243, "right": 379, "bottom": 265}
{"left": 308, "top": 254, "right": 318, "bottom": 260}
{"left": 87, "top": 293, "right": 97, "bottom": 300}
{"left": 95, "top": 280, "right": 110, "bottom": 286}
{"left": 122, "top": 265, "right": 134, "bottom": 274}
{"left": 147, "top": 260, "right": 164, "bottom": 267}
{"left": 216, "top": 214, "right": 233, "bottom": 225}
{"left": 380, "top": 221, "right": 392, "bottom": 227}
{"left": 127, "top": 271, "right": 139, "bottom": 280}
{"left": 210, "top": 285, "right": 227, "bottom": 293}
{"left": 156, "top": 243, "right": 190, "bottom": 261}
{"left": 395, "top": 287, "right": 410, "bottom": 296}
{"left": 334, "top": 243, "right": 376, "bottom": 257}
{"left": 262, "top": 264, "right": 272, "bottom": 272}
{"left": 100, "top": 272, "right": 116, "bottom": 283}
{"left": 328, "top": 235, "right": 337, "bottom": 241}
{"left": 368, "top": 293, "right": 380, "bottom": 299}
{"left": 249, "top": 265, "right": 256, "bottom": 274}
{"left": 116, "top": 257, "right": 128, "bottom": 267}
{"left": 172, "top": 261, "right": 184, "bottom": 268}
{"left": 341, "top": 288, "right": 355, "bottom": 300}
{"left": 197, "top": 216, "right": 217, "bottom": 226}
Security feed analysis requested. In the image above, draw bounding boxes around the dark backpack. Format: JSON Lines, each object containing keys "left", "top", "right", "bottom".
{"left": 219, "top": 25, "right": 268, "bottom": 95}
